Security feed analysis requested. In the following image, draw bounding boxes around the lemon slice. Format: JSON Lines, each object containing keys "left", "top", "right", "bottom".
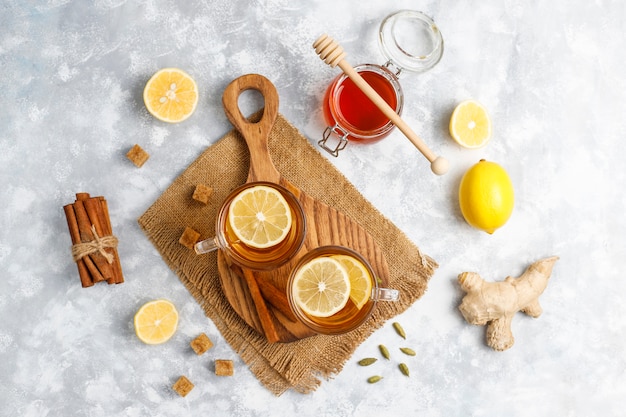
{"left": 134, "top": 299, "right": 179, "bottom": 345}
{"left": 449, "top": 100, "right": 492, "bottom": 148}
{"left": 292, "top": 257, "right": 350, "bottom": 318}
{"left": 331, "top": 254, "right": 372, "bottom": 310}
{"left": 228, "top": 185, "right": 293, "bottom": 249}
{"left": 143, "top": 68, "right": 198, "bottom": 123}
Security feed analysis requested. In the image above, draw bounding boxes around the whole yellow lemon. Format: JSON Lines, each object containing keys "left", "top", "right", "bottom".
{"left": 458, "top": 159, "right": 514, "bottom": 234}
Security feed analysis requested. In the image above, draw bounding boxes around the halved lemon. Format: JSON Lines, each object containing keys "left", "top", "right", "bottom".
{"left": 143, "top": 68, "right": 198, "bottom": 123}
{"left": 449, "top": 100, "right": 492, "bottom": 148}
{"left": 331, "top": 254, "right": 372, "bottom": 310}
{"left": 292, "top": 256, "right": 350, "bottom": 318}
{"left": 228, "top": 185, "right": 293, "bottom": 249}
{"left": 134, "top": 299, "right": 179, "bottom": 345}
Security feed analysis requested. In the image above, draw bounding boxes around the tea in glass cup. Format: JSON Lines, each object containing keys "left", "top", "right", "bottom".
{"left": 194, "top": 181, "right": 306, "bottom": 271}
{"left": 287, "top": 246, "right": 399, "bottom": 335}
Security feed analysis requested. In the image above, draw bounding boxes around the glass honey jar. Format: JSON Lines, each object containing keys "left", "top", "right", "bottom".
{"left": 319, "top": 10, "right": 444, "bottom": 156}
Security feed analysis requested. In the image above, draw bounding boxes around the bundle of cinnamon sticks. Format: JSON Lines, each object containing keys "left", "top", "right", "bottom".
{"left": 63, "top": 193, "right": 124, "bottom": 287}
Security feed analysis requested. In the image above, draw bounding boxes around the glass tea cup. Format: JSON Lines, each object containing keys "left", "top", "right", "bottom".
{"left": 194, "top": 181, "right": 307, "bottom": 271}
{"left": 287, "top": 245, "right": 399, "bottom": 335}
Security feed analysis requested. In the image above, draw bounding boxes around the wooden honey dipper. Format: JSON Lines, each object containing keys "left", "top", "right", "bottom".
{"left": 313, "top": 34, "right": 449, "bottom": 175}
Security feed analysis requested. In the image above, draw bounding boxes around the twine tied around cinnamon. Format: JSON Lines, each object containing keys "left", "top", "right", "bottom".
{"left": 71, "top": 225, "right": 118, "bottom": 264}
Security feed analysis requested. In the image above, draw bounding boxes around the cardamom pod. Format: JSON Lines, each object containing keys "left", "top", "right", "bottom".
{"left": 392, "top": 322, "right": 406, "bottom": 339}
{"left": 399, "top": 363, "right": 410, "bottom": 377}
{"left": 367, "top": 375, "right": 383, "bottom": 384}
{"left": 399, "top": 347, "right": 416, "bottom": 356}
{"left": 379, "top": 344, "right": 390, "bottom": 360}
{"left": 358, "top": 358, "right": 378, "bottom": 366}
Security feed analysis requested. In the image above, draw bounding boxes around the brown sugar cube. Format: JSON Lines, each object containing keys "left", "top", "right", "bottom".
{"left": 192, "top": 184, "right": 213, "bottom": 205}
{"left": 190, "top": 333, "right": 213, "bottom": 355}
{"left": 215, "top": 359, "right": 234, "bottom": 376}
{"left": 172, "top": 376, "right": 194, "bottom": 397}
{"left": 178, "top": 227, "right": 200, "bottom": 250}
{"left": 126, "top": 144, "right": 150, "bottom": 168}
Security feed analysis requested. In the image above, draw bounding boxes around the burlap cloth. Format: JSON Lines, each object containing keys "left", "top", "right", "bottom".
{"left": 138, "top": 113, "right": 437, "bottom": 395}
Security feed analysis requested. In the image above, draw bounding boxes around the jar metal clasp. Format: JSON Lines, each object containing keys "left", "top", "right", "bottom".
{"left": 319, "top": 124, "right": 349, "bottom": 157}
{"left": 383, "top": 60, "right": 403, "bottom": 77}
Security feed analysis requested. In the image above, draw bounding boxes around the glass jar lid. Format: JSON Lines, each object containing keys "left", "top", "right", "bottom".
{"left": 378, "top": 10, "right": 444, "bottom": 74}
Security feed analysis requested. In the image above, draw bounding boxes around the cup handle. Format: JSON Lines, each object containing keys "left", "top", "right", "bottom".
{"left": 372, "top": 287, "right": 399, "bottom": 301}
{"left": 194, "top": 237, "right": 218, "bottom": 254}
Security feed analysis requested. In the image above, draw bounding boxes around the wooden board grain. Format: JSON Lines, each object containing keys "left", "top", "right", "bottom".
{"left": 218, "top": 74, "right": 389, "bottom": 343}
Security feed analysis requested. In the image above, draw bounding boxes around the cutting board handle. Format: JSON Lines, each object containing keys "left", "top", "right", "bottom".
{"left": 222, "top": 74, "right": 280, "bottom": 183}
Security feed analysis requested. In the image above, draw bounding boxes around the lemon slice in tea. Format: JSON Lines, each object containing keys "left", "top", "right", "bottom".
{"left": 292, "top": 256, "right": 351, "bottom": 318}
{"left": 143, "top": 68, "right": 199, "bottom": 123}
{"left": 331, "top": 254, "right": 372, "bottom": 310}
{"left": 134, "top": 299, "right": 179, "bottom": 345}
{"left": 228, "top": 185, "right": 293, "bottom": 249}
{"left": 449, "top": 100, "right": 492, "bottom": 148}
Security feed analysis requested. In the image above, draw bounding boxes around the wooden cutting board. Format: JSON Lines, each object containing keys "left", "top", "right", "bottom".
{"left": 217, "top": 74, "right": 389, "bottom": 343}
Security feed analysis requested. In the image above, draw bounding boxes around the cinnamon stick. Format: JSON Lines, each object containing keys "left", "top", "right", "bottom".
{"left": 63, "top": 204, "right": 94, "bottom": 288}
{"left": 64, "top": 203, "right": 105, "bottom": 284}
{"left": 73, "top": 199, "right": 113, "bottom": 282}
{"left": 63, "top": 192, "right": 124, "bottom": 287}
{"left": 69, "top": 202, "right": 107, "bottom": 284}
{"left": 84, "top": 197, "right": 117, "bottom": 284}
{"left": 98, "top": 197, "right": 124, "bottom": 284}
{"left": 255, "top": 278, "right": 298, "bottom": 322}
{"left": 242, "top": 269, "right": 280, "bottom": 343}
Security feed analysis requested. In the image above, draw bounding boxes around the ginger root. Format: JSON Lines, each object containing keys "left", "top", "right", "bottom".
{"left": 458, "top": 256, "right": 559, "bottom": 351}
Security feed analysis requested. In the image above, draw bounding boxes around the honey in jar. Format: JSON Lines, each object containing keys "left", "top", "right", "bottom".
{"left": 319, "top": 10, "right": 444, "bottom": 156}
